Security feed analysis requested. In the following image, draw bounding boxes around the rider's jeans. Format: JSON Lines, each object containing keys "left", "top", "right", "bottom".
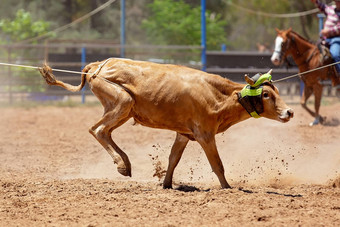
{"left": 326, "top": 37, "right": 340, "bottom": 73}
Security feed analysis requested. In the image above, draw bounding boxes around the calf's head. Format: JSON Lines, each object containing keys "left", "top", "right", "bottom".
{"left": 260, "top": 82, "right": 294, "bottom": 123}
{"left": 238, "top": 70, "right": 294, "bottom": 123}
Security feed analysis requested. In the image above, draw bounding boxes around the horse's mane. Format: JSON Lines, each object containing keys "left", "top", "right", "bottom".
{"left": 289, "top": 30, "right": 315, "bottom": 45}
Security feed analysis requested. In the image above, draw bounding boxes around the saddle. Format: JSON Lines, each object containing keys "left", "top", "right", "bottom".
{"left": 318, "top": 41, "right": 339, "bottom": 85}
{"left": 318, "top": 41, "right": 333, "bottom": 65}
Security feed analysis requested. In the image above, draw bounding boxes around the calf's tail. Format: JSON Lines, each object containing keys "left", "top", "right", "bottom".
{"left": 39, "top": 63, "right": 88, "bottom": 92}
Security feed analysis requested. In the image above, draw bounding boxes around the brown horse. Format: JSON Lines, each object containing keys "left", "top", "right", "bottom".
{"left": 271, "top": 28, "right": 340, "bottom": 126}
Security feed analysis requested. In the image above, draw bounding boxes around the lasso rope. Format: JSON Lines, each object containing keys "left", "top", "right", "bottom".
{"left": 272, "top": 60, "right": 340, "bottom": 83}
{"left": 226, "top": 0, "right": 320, "bottom": 18}
{"left": 1, "top": 60, "right": 340, "bottom": 83}
{"left": 15, "top": 0, "right": 117, "bottom": 44}
{"left": 0, "top": 61, "right": 126, "bottom": 89}
{"left": 0, "top": 62, "right": 93, "bottom": 75}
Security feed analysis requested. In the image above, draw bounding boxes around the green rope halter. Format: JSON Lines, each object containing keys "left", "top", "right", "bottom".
{"left": 238, "top": 72, "right": 273, "bottom": 118}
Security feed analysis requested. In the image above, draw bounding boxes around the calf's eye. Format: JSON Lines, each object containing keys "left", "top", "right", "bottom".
{"left": 263, "top": 92, "right": 269, "bottom": 99}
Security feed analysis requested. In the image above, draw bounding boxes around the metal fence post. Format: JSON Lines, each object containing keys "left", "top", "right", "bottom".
{"left": 221, "top": 44, "right": 226, "bottom": 52}
{"left": 120, "top": 0, "right": 125, "bottom": 58}
{"left": 317, "top": 13, "right": 325, "bottom": 33}
{"left": 81, "top": 47, "right": 86, "bottom": 104}
{"left": 7, "top": 46, "right": 12, "bottom": 104}
{"left": 201, "top": 0, "right": 206, "bottom": 71}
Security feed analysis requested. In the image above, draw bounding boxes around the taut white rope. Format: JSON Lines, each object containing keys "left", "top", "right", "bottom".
{"left": 226, "top": 1, "right": 319, "bottom": 18}
{"left": 0, "top": 61, "right": 121, "bottom": 88}
{"left": 0, "top": 62, "right": 92, "bottom": 75}
{"left": 272, "top": 60, "right": 340, "bottom": 83}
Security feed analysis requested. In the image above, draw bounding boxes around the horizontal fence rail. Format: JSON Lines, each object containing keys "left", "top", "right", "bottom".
{"left": 0, "top": 42, "right": 202, "bottom": 104}
{"left": 206, "top": 50, "right": 300, "bottom": 82}
{"left": 0, "top": 42, "right": 338, "bottom": 104}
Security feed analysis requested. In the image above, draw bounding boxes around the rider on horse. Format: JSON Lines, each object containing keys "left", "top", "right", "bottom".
{"left": 312, "top": 0, "right": 340, "bottom": 77}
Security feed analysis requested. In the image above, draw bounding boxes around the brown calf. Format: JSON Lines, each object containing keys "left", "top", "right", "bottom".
{"left": 39, "top": 58, "right": 293, "bottom": 189}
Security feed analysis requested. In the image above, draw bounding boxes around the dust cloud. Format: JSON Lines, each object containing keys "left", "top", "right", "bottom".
{"left": 66, "top": 105, "right": 340, "bottom": 188}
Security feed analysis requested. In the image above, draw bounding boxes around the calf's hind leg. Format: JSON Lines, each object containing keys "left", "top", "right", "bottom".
{"left": 89, "top": 87, "right": 134, "bottom": 177}
{"left": 89, "top": 113, "right": 132, "bottom": 176}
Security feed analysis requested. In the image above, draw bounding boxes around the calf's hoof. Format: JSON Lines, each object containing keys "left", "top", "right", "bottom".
{"left": 222, "top": 185, "right": 232, "bottom": 189}
{"left": 163, "top": 184, "right": 172, "bottom": 189}
{"left": 117, "top": 164, "right": 131, "bottom": 177}
{"left": 221, "top": 182, "right": 232, "bottom": 189}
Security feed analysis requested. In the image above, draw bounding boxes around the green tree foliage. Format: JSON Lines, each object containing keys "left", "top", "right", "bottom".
{"left": 0, "top": 9, "right": 51, "bottom": 93}
{"left": 224, "top": 0, "right": 319, "bottom": 50}
{"left": 0, "top": 9, "right": 50, "bottom": 43}
{"left": 0, "top": 0, "right": 324, "bottom": 50}
{"left": 142, "top": 0, "right": 227, "bottom": 50}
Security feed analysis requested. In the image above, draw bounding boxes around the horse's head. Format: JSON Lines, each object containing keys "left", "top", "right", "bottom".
{"left": 271, "top": 28, "right": 293, "bottom": 66}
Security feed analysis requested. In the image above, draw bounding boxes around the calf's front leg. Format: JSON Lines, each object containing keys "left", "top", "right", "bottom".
{"left": 163, "top": 133, "right": 189, "bottom": 189}
{"left": 197, "top": 134, "right": 231, "bottom": 189}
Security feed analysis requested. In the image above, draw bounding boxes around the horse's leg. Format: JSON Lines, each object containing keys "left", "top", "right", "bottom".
{"left": 301, "top": 83, "right": 324, "bottom": 126}
{"left": 301, "top": 85, "right": 315, "bottom": 117}
{"left": 311, "top": 83, "right": 324, "bottom": 126}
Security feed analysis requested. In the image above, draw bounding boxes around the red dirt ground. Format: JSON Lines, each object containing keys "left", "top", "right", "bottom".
{"left": 0, "top": 98, "right": 340, "bottom": 226}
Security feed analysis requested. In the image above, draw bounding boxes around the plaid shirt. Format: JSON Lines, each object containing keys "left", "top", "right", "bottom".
{"left": 316, "top": 0, "right": 340, "bottom": 37}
